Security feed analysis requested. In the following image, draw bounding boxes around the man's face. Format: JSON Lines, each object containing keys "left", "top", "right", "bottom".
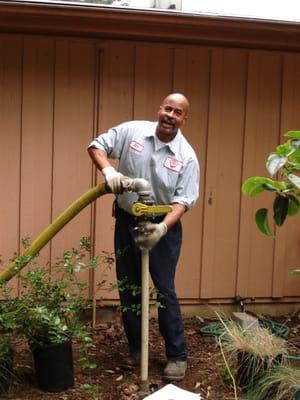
{"left": 157, "top": 96, "right": 188, "bottom": 142}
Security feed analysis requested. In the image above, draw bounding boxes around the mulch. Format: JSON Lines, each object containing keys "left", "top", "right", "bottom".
{"left": 2, "top": 312, "right": 300, "bottom": 400}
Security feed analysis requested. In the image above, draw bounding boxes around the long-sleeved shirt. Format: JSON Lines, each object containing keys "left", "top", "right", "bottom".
{"left": 89, "top": 120, "right": 200, "bottom": 214}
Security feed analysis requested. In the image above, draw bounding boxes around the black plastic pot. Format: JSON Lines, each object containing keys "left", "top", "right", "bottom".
{"left": 32, "top": 340, "right": 74, "bottom": 393}
{"left": 0, "top": 348, "right": 14, "bottom": 394}
{"left": 295, "top": 390, "right": 300, "bottom": 400}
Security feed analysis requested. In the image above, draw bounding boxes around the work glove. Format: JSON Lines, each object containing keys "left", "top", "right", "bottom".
{"left": 135, "top": 222, "right": 167, "bottom": 251}
{"left": 102, "top": 166, "right": 126, "bottom": 194}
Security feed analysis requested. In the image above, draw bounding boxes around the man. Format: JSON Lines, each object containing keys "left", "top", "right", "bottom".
{"left": 88, "top": 93, "right": 199, "bottom": 381}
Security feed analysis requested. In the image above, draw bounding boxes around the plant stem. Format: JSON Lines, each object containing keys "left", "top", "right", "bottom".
{"left": 218, "top": 336, "right": 238, "bottom": 400}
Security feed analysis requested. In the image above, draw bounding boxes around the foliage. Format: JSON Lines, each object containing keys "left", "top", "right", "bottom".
{"left": 242, "top": 130, "right": 300, "bottom": 236}
{"left": 247, "top": 364, "right": 300, "bottom": 400}
{"left": 110, "top": 277, "right": 165, "bottom": 315}
{"left": 0, "top": 306, "right": 17, "bottom": 389}
{"left": 0, "top": 338, "right": 12, "bottom": 360}
{"left": 217, "top": 313, "right": 288, "bottom": 396}
{"left": 0, "top": 237, "right": 99, "bottom": 356}
{"left": 221, "top": 323, "right": 287, "bottom": 360}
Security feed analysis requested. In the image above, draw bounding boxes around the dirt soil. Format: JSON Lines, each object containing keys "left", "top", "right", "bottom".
{"left": 2, "top": 312, "right": 300, "bottom": 400}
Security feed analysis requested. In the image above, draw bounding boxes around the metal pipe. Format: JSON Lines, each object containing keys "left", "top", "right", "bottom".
{"left": 124, "top": 177, "right": 151, "bottom": 197}
{"left": 140, "top": 248, "right": 150, "bottom": 392}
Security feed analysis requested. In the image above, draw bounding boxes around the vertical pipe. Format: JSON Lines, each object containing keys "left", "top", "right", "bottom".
{"left": 140, "top": 248, "right": 150, "bottom": 391}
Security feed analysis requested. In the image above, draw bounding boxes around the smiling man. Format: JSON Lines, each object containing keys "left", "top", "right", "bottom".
{"left": 88, "top": 93, "right": 200, "bottom": 381}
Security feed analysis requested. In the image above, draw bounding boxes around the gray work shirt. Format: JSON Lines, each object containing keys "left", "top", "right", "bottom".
{"left": 89, "top": 120, "right": 200, "bottom": 214}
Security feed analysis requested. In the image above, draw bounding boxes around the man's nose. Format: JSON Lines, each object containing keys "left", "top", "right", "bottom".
{"left": 166, "top": 110, "right": 175, "bottom": 117}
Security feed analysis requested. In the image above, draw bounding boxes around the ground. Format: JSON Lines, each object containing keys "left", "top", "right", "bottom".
{"left": 2, "top": 312, "right": 300, "bottom": 400}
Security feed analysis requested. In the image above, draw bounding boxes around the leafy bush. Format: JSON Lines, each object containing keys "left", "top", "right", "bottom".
{"left": 242, "top": 130, "right": 300, "bottom": 236}
{"left": 0, "top": 237, "right": 98, "bottom": 353}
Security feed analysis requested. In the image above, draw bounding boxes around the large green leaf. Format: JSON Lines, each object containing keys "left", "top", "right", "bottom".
{"left": 266, "top": 154, "right": 287, "bottom": 176}
{"left": 273, "top": 195, "right": 289, "bottom": 226}
{"left": 255, "top": 208, "right": 274, "bottom": 236}
{"left": 242, "top": 177, "right": 285, "bottom": 197}
{"left": 275, "top": 140, "right": 292, "bottom": 157}
{"left": 262, "top": 183, "right": 278, "bottom": 191}
{"left": 289, "top": 141, "right": 300, "bottom": 163}
{"left": 287, "top": 195, "right": 300, "bottom": 216}
{"left": 287, "top": 173, "right": 300, "bottom": 189}
{"left": 284, "top": 130, "right": 300, "bottom": 140}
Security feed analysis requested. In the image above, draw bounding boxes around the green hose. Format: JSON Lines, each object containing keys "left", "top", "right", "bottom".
{"left": 0, "top": 182, "right": 109, "bottom": 284}
{"left": 199, "top": 316, "right": 290, "bottom": 339}
{"left": 199, "top": 315, "right": 300, "bottom": 361}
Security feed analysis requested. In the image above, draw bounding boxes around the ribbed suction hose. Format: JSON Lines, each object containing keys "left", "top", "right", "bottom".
{"left": 0, "top": 177, "right": 152, "bottom": 284}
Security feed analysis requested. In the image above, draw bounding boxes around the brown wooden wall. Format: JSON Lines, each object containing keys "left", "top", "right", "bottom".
{"left": 1, "top": 34, "right": 300, "bottom": 304}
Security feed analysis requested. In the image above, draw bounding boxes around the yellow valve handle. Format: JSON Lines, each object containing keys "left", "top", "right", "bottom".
{"left": 132, "top": 202, "right": 172, "bottom": 217}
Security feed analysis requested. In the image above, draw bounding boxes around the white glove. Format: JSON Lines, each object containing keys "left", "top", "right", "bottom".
{"left": 135, "top": 222, "right": 167, "bottom": 250}
{"left": 102, "top": 166, "right": 125, "bottom": 194}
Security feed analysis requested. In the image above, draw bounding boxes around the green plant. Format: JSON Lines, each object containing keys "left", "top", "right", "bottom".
{"left": 242, "top": 130, "right": 300, "bottom": 278}
{"left": 80, "top": 383, "right": 102, "bottom": 400}
{"left": 247, "top": 364, "right": 300, "bottom": 400}
{"left": 217, "top": 314, "right": 288, "bottom": 396}
{"left": 0, "top": 313, "right": 16, "bottom": 392}
{"left": 242, "top": 130, "right": 300, "bottom": 236}
{"left": 0, "top": 237, "right": 99, "bottom": 366}
{"left": 110, "top": 277, "right": 165, "bottom": 315}
{"left": 0, "top": 339, "right": 11, "bottom": 360}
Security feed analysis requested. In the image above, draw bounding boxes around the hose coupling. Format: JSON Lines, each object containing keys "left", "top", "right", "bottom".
{"left": 121, "top": 178, "right": 152, "bottom": 203}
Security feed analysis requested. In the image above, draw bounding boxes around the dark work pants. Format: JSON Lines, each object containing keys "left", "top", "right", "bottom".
{"left": 114, "top": 205, "right": 187, "bottom": 361}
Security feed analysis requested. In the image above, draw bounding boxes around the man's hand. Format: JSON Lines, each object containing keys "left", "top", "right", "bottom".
{"left": 135, "top": 222, "right": 167, "bottom": 250}
{"left": 102, "top": 166, "right": 126, "bottom": 194}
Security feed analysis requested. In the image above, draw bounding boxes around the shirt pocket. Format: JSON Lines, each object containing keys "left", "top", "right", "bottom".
{"left": 125, "top": 147, "right": 144, "bottom": 175}
{"left": 166, "top": 169, "right": 179, "bottom": 194}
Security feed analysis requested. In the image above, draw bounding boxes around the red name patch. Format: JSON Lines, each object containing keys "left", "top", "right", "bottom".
{"left": 129, "top": 141, "right": 144, "bottom": 152}
{"left": 164, "top": 157, "right": 183, "bottom": 172}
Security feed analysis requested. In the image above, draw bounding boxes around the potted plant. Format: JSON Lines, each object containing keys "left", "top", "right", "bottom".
{"left": 1, "top": 236, "right": 98, "bottom": 393}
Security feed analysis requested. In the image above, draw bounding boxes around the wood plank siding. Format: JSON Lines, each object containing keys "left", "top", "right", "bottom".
{"left": 0, "top": 34, "right": 300, "bottom": 305}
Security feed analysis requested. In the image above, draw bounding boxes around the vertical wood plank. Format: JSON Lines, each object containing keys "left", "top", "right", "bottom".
{"left": 173, "top": 46, "right": 210, "bottom": 299}
{"left": 52, "top": 39, "right": 96, "bottom": 287}
{"left": 0, "top": 36, "right": 23, "bottom": 286}
{"left": 201, "top": 48, "right": 247, "bottom": 298}
{"left": 134, "top": 44, "right": 173, "bottom": 120}
{"left": 93, "top": 41, "right": 135, "bottom": 300}
{"left": 20, "top": 37, "right": 55, "bottom": 267}
{"left": 238, "top": 51, "right": 283, "bottom": 298}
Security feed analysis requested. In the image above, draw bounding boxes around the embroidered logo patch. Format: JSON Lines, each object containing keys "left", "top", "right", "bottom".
{"left": 164, "top": 157, "right": 183, "bottom": 172}
{"left": 129, "top": 141, "right": 144, "bottom": 152}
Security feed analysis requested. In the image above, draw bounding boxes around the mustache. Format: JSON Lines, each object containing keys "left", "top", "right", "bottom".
{"left": 162, "top": 117, "right": 174, "bottom": 125}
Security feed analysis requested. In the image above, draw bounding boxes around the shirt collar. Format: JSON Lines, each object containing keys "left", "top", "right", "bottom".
{"left": 146, "top": 122, "right": 182, "bottom": 155}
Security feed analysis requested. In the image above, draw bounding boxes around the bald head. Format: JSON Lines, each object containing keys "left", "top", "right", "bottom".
{"left": 161, "top": 93, "right": 190, "bottom": 116}
{"left": 156, "top": 93, "right": 190, "bottom": 142}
